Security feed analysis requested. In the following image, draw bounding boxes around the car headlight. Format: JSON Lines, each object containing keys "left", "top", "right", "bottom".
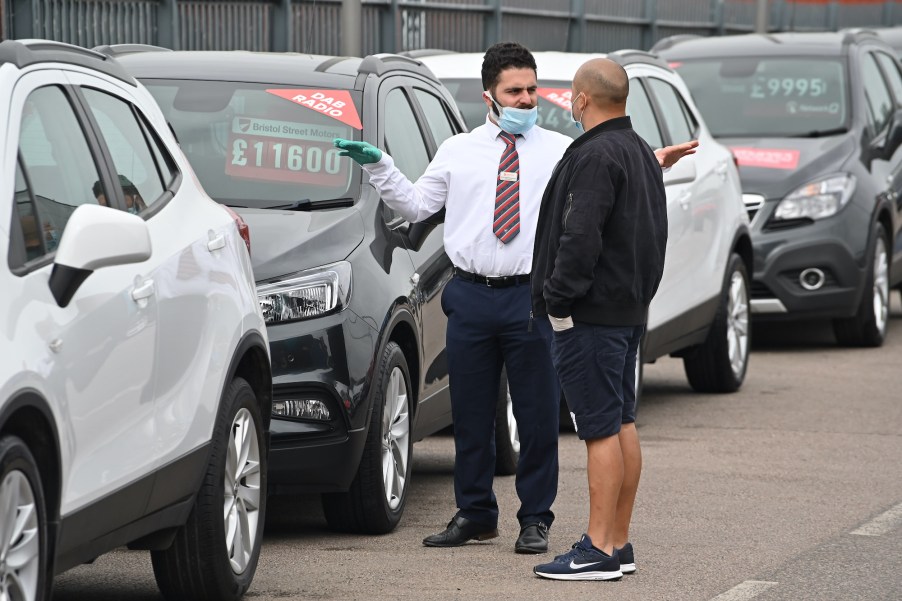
{"left": 773, "top": 173, "right": 856, "bottom": 221}
{"left": 257, "top": 261, "right": 352, "bottom": 325}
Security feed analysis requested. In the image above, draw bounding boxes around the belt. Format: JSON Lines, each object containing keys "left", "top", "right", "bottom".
{"left": 453, "top": 267, "right": 530, "bottom": 288}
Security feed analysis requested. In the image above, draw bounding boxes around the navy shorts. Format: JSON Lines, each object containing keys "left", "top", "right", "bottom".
{"left": 551, "top": 323, "right": 645, "bottom": 440}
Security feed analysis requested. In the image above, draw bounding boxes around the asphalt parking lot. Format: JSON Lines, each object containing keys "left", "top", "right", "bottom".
{"left": 54, "top": 295, "right": 902, "bottom": 601}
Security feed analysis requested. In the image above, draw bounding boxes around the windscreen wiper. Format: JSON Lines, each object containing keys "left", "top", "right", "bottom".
{"left": 790, "top": 127, "right": 848, "bottom": 138}
{"left": 264, "top": 198, "right": 355, "bottom": 211}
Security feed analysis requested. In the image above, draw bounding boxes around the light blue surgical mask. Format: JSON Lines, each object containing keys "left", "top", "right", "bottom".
{"left": 486, "top": 93, "right": 538, "bottom": 135}
{"left": 570, "top": 92, "right": 586, "bottom": 133}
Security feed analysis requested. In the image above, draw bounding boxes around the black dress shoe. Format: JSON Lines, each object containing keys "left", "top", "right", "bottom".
{"left": 515, "top": 522, "right": 549, "bottom": 554}
{"left": 422, "top": 515, "right": 499, "bottom": 547}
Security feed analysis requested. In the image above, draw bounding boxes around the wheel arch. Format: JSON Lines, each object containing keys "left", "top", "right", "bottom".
{"left": 0, "top": 391, "right": 62, "bottom": 533}
{"left": 223, "top": 331, "right": 273, "bottom": 433}
{"left": 383, "top": 307, "right": 421, "bottom": 413}
{"left": 730, "top": 225, "right": 754, "bottom": 278}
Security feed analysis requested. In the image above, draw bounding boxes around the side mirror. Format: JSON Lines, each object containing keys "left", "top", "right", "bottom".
{"left": 662, "top": 153, "right": 697, "bottom": 186}
{"left": 49, "top": 204, "right": 152, "bottom": 307}
{"left": 404, "top": 208, "right": 445, "bottom": 252}
{"left": 882, "top": 110, "right": 902, "bottom": 159}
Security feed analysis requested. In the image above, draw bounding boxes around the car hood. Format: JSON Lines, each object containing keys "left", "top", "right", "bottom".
{"left": 717, "top": 134, "right": 856, "bottom": 199}
{"left": 235, "top": 207, "right": 365, "bottom": 282}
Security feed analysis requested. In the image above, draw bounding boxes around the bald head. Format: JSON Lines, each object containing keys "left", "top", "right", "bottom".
{"left": 574, "top": 58, "right": 629, "bottom": 108}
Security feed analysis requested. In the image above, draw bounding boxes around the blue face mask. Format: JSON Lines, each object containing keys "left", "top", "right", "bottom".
{"left": 487, "top": 93, "right": 538, "bottom": 135}
{"left": 570, "top": 92, "right": 586, "bottom": 133}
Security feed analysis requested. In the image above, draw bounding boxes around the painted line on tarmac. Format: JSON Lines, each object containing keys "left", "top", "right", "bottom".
{"left": 710, "top": 580, "right": 778, "bottom": 601}
{"left": 851, "top": 501, "right": 902, "bottom": 537}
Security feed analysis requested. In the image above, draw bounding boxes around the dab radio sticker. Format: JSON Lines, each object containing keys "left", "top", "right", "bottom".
{"left": 266, "top": 89, "right": 363, "bottom": 129}
{"left": 536, "top": 88, "right": 573, "bottom": 111}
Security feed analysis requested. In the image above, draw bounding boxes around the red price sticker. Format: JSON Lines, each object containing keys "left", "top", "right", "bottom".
{"left": 730, "top": 147, "right": 800, "bottom": 170}
{"left": 266, "top": 89, "right": 363, "bottom": 129}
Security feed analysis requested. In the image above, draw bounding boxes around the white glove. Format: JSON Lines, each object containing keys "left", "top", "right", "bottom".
{"left": 548, "top": 315, "right": 574, "bottom": 332}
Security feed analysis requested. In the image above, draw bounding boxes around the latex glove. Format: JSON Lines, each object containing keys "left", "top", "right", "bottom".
{"left": 548, "top": 315, "right": 574, "bottom": 332}
{"left": 334, "top": 138, "right": 382, "bottom": 165}
{"left": 655, "top": 140, "right": 699, "bottom": 169}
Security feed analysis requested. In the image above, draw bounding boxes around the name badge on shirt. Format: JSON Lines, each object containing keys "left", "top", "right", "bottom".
{"left": 499, "top": 171, "right": 518, "bottom": 182}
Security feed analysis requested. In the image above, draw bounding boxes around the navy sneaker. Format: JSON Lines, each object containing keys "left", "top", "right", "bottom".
{"left": 533, "top": 534, "right": 622, "bottom": 581}
{"left": 617, "top": 542, "right": 636, "bottom": 574}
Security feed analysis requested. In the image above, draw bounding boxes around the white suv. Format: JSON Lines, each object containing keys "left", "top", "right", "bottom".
{"left": 419, "top": 50, "right": 753, "bottom": 393}
{"left": 0, "top": 40, "right": 272, "bottom": 600}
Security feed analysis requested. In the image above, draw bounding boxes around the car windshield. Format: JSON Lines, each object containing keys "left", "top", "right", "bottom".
{"left": 672, "top": 57, "right": 848, "bottom": 138}
{"left": 142, "top": 79, "right": 362, "bottom": 208}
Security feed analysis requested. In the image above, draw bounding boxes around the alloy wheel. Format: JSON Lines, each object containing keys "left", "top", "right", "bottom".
{"left": 727, "top": 270, "right": 750, "bottom": 378}
{"left": 224, "top": 408, "right": 262, "bottom": 574}
{"left": 873, "top": 235, "right": 889, "bottom": 337}
{"left": 382, "top": 366, "right": 410, "bottom": 510}
{"left": 0, "top": 470, "right": 40, "bottom": 601}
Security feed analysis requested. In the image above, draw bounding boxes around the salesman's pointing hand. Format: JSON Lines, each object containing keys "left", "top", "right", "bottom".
{"left": 334, "top": 138, "right": 383, "bottom": 165}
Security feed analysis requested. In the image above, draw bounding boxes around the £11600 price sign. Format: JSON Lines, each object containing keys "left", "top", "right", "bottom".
{"left": 226, "top": 134, "right": 348, "bottom": 185}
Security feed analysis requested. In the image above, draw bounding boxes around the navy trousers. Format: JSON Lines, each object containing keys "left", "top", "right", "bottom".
{"left": 441, "top": 276, "right": 559, "bottom": 528}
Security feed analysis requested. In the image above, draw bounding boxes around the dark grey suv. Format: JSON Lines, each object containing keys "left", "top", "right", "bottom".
{"left": 109, "top": 47, "right": 520, "bottom": 534}
{"left": 657, "top": 31, "right": 902, "bottom": 346}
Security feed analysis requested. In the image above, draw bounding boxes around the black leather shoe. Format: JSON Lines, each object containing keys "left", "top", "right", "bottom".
{"left": 422, "top": 515, "right": 499, "bottom": 547}
{"left": 515, "top": 522, "right": 549, "bottom": 554}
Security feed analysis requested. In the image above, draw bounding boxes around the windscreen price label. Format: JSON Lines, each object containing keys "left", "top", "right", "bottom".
{"left": 226, "top": 135, "right": 348, "bottom": 185}
{"left": 750, "top": 77, "right": 826, "bottom": 99}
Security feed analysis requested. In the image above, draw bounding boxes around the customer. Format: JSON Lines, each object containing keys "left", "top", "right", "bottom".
{"left": 531, "top": 57, "right": 668, "bottom": 580}
{"left": 335, "top": 43, "right": 690, "bottom": 555}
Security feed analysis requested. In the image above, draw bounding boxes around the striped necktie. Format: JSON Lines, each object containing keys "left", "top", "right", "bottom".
{"left": 494, "top": 131, "right": 520, "bottom": 243}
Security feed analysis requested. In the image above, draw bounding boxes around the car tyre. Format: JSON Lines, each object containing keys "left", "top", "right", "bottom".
{"left": 833, "top": 223, "right": 890, "bottom": 348}
{"left": 322, "top": 341, "right": 412, "bottom": 534}
{"left": 152, "top": 377, "right": 266, "bottom": 601}
{"left": 494, "top": 368, "right": 519, "bottom": 476}
{"left": 0, "top": 435, "right": 48, "bottom": 601}
{"left": 683, "top": 253, "right": 750, "bottom": 393}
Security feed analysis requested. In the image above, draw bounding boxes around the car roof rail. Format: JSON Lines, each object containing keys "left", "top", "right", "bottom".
{"left": 92, "top": 43, "right": 172, "bottom": 58}
{"left": 397, "top": 48, "right": 457, "bottom": 59}
{"left": 357, "top": 53, "right": 439, "bottom": 81}
{"left": 608, "top": 49, "right": 672, "bottom": 71}
{"left": 0, "top": 39, "right": 136, "bottom": 86}
{"left": 841, "top": 28, "right": 882, "bottom": 45}
{"left": 649, "top": 34, "right": 702, "bottom": 54}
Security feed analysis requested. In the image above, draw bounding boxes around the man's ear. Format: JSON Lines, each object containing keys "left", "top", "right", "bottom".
{"left": 484, "top": 91, "right": 500, "bottom": 116}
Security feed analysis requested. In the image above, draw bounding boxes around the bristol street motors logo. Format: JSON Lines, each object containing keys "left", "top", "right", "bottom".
{"left": 237, "top": 118, "right": 252, "bottom": 133}
{"left": 266, "top": 89, "right": 363, "bottom": 129}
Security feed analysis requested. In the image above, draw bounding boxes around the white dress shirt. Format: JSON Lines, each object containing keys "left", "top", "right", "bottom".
{"left": 363, "top": 117, "right": 572, "bottom": 277}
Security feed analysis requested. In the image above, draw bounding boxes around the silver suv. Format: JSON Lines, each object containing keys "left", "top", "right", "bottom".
{"left": 0, "top": 39, "right": 272, "bottom": 600}
{"left": 419, "top": 50, "right": 754, "bottom": 393}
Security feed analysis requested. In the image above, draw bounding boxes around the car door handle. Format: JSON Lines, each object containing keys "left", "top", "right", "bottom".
{"left": 715, "top": 163, "right": 729, "bottom": 181}
{"left": 131, "top": 279, "right": 155, "bottom": 302}
{"left": 678, "top": 191, "right": 691, "bottom": 210}
{"left": 207, "top": 232, "right": 226, "bottom": 252}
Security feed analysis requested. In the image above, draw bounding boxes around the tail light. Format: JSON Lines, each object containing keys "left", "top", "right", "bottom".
{"left": 224, "top": 205, "right": 251, "bottom": 255}
{"left": 731, "top": 151, "right": 739, "bottom": 169}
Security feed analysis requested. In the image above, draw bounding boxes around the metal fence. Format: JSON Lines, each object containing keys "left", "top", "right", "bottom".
{"left": 4, "top": 0, "right": 902, "bottom": 54}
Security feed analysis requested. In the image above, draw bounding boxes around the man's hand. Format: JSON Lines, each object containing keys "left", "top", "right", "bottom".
{"left": 655, "top": 140, "right": 699, "bottom": 169}
{"left": 334, "top": 138, "right": 383, "bottom": 165}
{"left": 548, "top": 315, "right": 574, "bottom": 332}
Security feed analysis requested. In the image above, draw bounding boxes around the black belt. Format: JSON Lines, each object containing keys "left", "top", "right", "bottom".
{"left": 453, "top": 267, "right": 530, "bottom": 288}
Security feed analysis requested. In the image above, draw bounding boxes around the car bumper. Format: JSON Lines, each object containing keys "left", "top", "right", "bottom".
{"left": 750, "top": 214, "right": 867, "bottom": 320}
{"left": 264, "top": 309, "right": 378, "bottom": 492}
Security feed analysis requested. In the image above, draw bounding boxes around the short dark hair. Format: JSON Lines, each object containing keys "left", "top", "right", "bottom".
{"left": 481, "top": 42, "right": 537, "bottom": 93}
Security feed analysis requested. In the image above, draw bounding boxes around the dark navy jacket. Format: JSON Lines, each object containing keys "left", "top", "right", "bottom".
{"left": 531, "top": 115, "right": 667, "bottom": 326}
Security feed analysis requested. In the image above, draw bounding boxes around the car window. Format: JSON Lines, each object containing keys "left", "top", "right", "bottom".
{"left": 626, "top": 78, "right": 664, "bottom": 149}
{"left": 16, "top": 85, "right": 105, "bottom": 261}
{"left": 862, "top": 53, "right": 894, "bottom": 132}
{"left": 674, "top": 58, "right": 847, "bottom": 137}
{"left": 647, "top": 78, "right": 693, "bottom": 145}
{"left": 384, "top": 88, "right": 430, "bottom": 181}
{"left": 874, "top": 51, "right": 902, "bottom": 106}
{"left": 441, "top": 78, "right": 489, "bottom": 131}
{"left": 82, "top": 88, "right": 166, "bottom": 213}
{"left": 142, "top": 80, "right": 359, "bottom": 208}
{"left": 413, "top": 88, "right": 458, "bottom": 149}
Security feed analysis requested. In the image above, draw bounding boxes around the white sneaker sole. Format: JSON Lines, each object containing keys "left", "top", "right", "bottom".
{"left": 534, "top": 569, "right": 623, "bottom": 581}
{"left": 621, "top": 562, "right": 636, "bottom": 574}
